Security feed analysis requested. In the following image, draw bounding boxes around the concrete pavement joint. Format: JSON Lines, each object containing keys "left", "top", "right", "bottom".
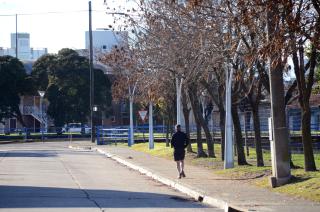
{"left": 59, "top": 149, "right": 104, "bottom": 212}
{"left": 0, "top": 151, "right": 8, "bottom": 163}
{"left": 68, "top": 145, "right": 243, "bottom": 212}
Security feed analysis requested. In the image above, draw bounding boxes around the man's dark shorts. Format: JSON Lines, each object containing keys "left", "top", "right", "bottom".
{"left": 174, "top": 149, "right": 185, "bottom": 161}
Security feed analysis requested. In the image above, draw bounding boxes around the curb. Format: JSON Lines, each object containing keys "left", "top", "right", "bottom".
{"left": 69, "top": 145, "right": 245, "bottom": 212}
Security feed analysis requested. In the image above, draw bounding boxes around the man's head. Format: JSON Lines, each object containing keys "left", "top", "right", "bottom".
{"left": 175, "top": 124, "right": 181, "bottom": 132}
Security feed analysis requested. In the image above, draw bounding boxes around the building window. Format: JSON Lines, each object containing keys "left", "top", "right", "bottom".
{"left": 20, "top": 39, "right": 29, "bottom": 47}
{"left": 102, "top": 45, "right": 107, "bottom": 49}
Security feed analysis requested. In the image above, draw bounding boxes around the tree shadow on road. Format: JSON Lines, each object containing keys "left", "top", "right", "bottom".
{"left": 0, "top": 185, "right": 211, "bottom": 209}
{"left": 2, "top": 151, "right": 57, "bottom": 158}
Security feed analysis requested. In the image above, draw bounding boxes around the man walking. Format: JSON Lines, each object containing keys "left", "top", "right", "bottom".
{"left": 171, "top": 124, "right": 189, "bottom": 179}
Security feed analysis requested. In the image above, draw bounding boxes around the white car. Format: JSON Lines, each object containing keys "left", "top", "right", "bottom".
{"left": 63, "top": 123, "right": 91, "bottom": 134}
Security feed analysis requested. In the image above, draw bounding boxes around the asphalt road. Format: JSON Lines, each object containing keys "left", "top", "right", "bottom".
{"left": 0, "top": 142, "right": 221, "bottom": 212}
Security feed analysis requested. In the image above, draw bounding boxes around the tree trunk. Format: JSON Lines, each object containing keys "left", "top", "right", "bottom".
{"left": 301, "top": 106, "right": 317, "bottom": 171}
{"left": 188, "top": 86, "right": 207, "bottom": 158}
{"left": 244, "top": 112, "right": 250, "bottom": 156}
{"left": 188, "top": 86, "right": 215, "bottom": 157}
{"left": 182, "top": 90, "right": 192, "bottom": 152}
{"left": 165, "top": 119, "right": 170, "bottom": 147}
{"left": 201, "top": 117, "right": 215, "bottom": 157}
{"left": 291, "top": 43, "right": 317, "bottom": 171}
{"left": 196, "top": 119, "right": 207, "bottom": 157}
{"left": 252, "top": 105, "right": 264, "bottom": 166}
{"left": 184, "top": 113, "right": 192, "bottom": 152}
{"left": 170, "top": 119, "right": 174, "bottom": 137}
{"left": 219, "top": 106, "right": 225, "bottom": 161}
{"left": 200, "top": 79, "right": 224, "bottom": 159}
{"left": 231, "top": 104, "right": 248, "bottom": 165}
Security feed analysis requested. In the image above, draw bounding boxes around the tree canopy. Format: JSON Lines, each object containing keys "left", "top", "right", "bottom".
{"left": 103, "top": 0, "right": 319, "bottom": 169}
{"left": 0, "top": 55, "right": 31, "bottom": 125}
{"left": 31, "top": 48, "right": 112, "bottom": 127}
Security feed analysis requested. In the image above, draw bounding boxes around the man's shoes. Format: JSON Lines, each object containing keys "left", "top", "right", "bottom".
{"left": 177, "top": 174, "right": 182, "bottom": 179}
{"left": 181, "top": 171, "right": 186, "bottom": 178}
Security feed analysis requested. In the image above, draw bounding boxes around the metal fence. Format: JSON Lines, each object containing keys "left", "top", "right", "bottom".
{"left": 96, "top": 127, "right": 130, "bottom": 145}
{"left": 1, "top": 106, "right": 319, "bottom": 153}
{"left": 0, "top": 127, "right": 90, "bottom": 141}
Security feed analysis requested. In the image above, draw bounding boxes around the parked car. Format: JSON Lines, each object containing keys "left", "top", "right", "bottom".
{"left": 62, "top": 123, "right": 91, "bottom": 134}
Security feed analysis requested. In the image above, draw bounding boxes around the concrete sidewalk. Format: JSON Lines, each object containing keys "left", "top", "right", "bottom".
{"left": 69, "top": 141, "right": 320, "bottom": 212}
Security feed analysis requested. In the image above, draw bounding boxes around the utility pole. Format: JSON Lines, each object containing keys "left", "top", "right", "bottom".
{"left": 89, "top": 1, "right": 95, "bottom": 143}
{"left": 15, "top": 14, "right": 18, "bottom": 58}
{"left": 267, "top": 4, "right": 291, "bottom": 187}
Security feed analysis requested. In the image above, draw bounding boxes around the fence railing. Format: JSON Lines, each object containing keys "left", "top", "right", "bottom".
{"left": 96, "top": 127, "right": 130, "bottom": 145}
{"left": 0, "top": 127, "right": 90, "bottom": 141}
{"left": 19, "top": 105, "right": 48, "bottom": 128}
{"left": 1, "top": 123, "right": 319, "bottom": 153}
{"left": 1, "top": 124, "right": 319, "bottom": 139}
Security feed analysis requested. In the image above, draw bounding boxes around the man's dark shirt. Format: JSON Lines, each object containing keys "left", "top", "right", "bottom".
{"left": 171, "top": 131, "right": 189, "bottom": 150}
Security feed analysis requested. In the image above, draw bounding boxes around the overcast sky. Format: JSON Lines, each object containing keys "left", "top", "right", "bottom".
{"left": 0, "top": 0, "right": 133, "bottom": 53}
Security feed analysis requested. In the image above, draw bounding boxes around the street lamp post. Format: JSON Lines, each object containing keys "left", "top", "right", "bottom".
{"left": 38, "top": 91, "right": 45, "bottom": 142}
{"left": 224, "top": 39, "right": 243, "bottom": 169}
{"left": 201, "top": 91, "right": 206, "bottom": 119}
{"left": 15, "top": 14, "right": 18, "bottom": 58}
{"left": 93, "top": 106, "right": 98, "bottom": 112}
{"left": 224, "top": 65, "right": 234, "bottom": 169}
{"left": 88, "top": 1, "right": 95, "bottom": 143}
{"left": 176, "top": 77, "right": 183, "bottom": 125}
{"left": 128, "top": 81, "right": 138, "bottom": 147}
{"left": 93, "top": 105, "right": 98, "bottom": 140}
{"left": 148, "top": 101, "right": 154, "bottom": 149}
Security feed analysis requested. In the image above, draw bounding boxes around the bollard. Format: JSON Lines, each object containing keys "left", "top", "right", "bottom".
{"left": 96, "top": 126, "right": 100, "bottom": 145}
{"left": 24, "top": 127, "right": 27, "bottom": 141}
{"left": 128, "top": 128, "right": 131, "bottom": 147}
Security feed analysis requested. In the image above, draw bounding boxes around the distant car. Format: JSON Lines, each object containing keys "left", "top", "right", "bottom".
{"left": 62, "top": 123, "right": 91, "bottom": 134}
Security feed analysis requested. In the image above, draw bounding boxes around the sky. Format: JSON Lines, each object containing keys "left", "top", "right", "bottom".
{"left": 0, "top": 0, "right": 134, "bottom": 53}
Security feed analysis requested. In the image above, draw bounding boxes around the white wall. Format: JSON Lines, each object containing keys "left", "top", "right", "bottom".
{"left": 85, "top": 30, "right": 128, "bottom": 52}
{"left": 30, "top": 48, "right": 48, "bottom": 60}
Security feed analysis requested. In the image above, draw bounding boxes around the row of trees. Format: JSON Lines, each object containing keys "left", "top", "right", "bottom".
{"left": 103, "top": 0, "right": 320, "bottom": 171}
{"left": 32, "top": 48, "right": 112, "bottom": 129}
{"left": 0, "top": 49, "right": 112, "bottom": 131}
{"left": 0, "top": 56, "right": 32, "bottom": 126}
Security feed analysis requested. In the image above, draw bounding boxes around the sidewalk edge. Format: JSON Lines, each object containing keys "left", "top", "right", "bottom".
{"left": 69, "top": 145, "right": 245, "bottom": 212}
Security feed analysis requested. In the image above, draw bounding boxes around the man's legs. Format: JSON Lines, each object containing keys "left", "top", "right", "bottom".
{"left": 176, "top": 161, "right": 181, "bottom": 178}
{"left": 176, "top": 160, "right": 186, "bottom": 178}
{"left": 181, "top": 160, "right": 186, "bottom": 177}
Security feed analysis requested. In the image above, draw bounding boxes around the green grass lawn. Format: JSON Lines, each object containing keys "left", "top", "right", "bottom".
{"left": 130, "top": 142, "right": 320, "bottom": 202}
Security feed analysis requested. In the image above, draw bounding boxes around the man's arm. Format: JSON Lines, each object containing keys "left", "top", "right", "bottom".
{"left": 184, "top": 133, "right": 189, "bottom": 148}
{"left": 170, "top": 134, "right": 175, "bottom": 148}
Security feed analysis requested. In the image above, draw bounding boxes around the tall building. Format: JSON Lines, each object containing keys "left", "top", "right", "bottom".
{"left": 78, "top": 29, "right": 128, "bottom": 74}
{"left": 0, "top": 33, "right": 47, "bottom": 61}
{"left": 82, "top": 29, "right": 129, "bottom": 126}
{"left": 11, "top": 33, "right": 30, "bottom": 60}
{"left": 85, "top": 30, "right": 128, "bottom": 53}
